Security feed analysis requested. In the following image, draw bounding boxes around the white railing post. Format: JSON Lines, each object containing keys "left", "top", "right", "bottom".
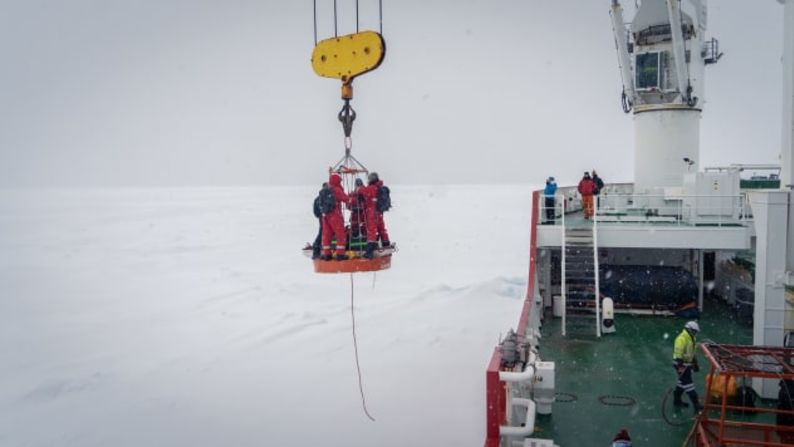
{"left": 593, "top": 200, "right": 601, "bottom": 338}
{"left": 560, "top": 194, "right": 566, "bottom": 337}
{"left": 679, "top": 199, "right": 683, "bottom": 226}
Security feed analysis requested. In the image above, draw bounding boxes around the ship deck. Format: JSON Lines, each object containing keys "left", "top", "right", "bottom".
{"left": 534, "top": 297, "right": 755, "bottom": 446}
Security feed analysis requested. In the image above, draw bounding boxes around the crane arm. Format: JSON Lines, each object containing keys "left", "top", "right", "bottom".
{"left": 666, "top": 0, "right": 693, "bottom": 104}
{"left": 609, "top": 0, "right": 637, "bottom": 104}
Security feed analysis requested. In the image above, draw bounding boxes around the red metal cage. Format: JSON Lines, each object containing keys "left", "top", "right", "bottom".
{"left": 690, "top": 343, "right": 794, "bottom": 447}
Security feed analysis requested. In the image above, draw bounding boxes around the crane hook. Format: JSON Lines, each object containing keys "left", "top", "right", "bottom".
{"left": 338, "top": 99, "right": 357, "bottom": 139}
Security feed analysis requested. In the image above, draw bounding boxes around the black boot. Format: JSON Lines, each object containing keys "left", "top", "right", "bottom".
{"left": 673, "top": 388, "right": 689, "bottom": 408}
{"left": 687, "top": 390, "right": 702, "bottom": 415}
{"left": 381, "top": 240, "right": 391, "bottom": 248}
{"left": 364, "top": 242, "right": 377, "bottom": 259}
{"left": 320, "top": 254, "right": 332, "bottom": 261}
{"left": 335, "top": 253, "right": 348, "bottom": 261}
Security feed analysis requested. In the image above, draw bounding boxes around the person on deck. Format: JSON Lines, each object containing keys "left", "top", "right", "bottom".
{"left": 592, "top": 170, "right": 605, "bottom": 207}
{"left": 777, "top": 379, "right": 794, "bottom": 444}
{"left": 359, "top": 172, "right": 391, "bottom": 259}
{"left": 672, "top": 321, "right": 703, "bottom": 415}
{"left": 544, "top": 176, "right": 558, "bottom": 224}
{"left": 611, "top": 428, "right": 632, "bottom": 447}
{"left": 320, "top": 174, "right": 351, "bottom": 261}
{"left": 311, "top": 182, "right": 328, "bottom": 259}
{"left": 577, "top": 172, "right": 597, "bottom": 219}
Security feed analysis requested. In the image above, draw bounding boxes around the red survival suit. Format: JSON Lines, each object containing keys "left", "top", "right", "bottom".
{"left": 577, "top": 175, "right": 596, "bottom": 219}
{"left": 321, "top": 174, "right": 351, "bottom": 258}
{"left": 358, "top": 179, "right": 390, "bottom": 247}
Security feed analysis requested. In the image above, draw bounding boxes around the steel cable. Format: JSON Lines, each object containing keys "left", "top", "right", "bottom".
{"left": 313, "top": 0, "right": 318, "bottom": 45}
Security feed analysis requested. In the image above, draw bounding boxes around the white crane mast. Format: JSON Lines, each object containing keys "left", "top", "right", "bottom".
{"left": 609, "top": 0, "right": 712, "bottom": 193}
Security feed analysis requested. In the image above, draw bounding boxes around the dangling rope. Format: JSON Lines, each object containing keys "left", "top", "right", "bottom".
{"left": 350, "top": 273, "right": 376, "bottom": 421}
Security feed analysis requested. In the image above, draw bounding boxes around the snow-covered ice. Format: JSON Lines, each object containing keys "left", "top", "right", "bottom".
{"left": 0, "top": 185, "right": 533, "bottom": 446}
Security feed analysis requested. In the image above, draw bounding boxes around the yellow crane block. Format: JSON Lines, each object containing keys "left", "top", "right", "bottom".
{"left": 311, "top": 31, "right": 385, "bottom": 99}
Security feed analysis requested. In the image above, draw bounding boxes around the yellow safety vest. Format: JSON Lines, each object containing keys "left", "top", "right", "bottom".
{"left": 673, "top": 329, "right": 696, "bottom": 363}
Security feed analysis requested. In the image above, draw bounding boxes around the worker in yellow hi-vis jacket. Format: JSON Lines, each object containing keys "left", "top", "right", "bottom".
{"left": 672, "top": 321, "right": 703, "bottom": 415}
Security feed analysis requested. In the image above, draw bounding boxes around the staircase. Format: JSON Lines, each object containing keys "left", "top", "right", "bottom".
{"left": 561, "top": 219, "right": 601, "bottom": 337}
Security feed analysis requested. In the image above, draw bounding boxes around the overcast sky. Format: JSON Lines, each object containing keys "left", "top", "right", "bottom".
{"left": 0, "top": 0, "right": 786, "bottom": 187}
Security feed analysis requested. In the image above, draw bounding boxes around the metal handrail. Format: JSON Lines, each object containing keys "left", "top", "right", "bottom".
{"left": 593, "top": 199, "right": 601, "bottom": 338}
{"left": 560, "top": 195, "right": 567, "bottom": 337}
{"left": 593, "top": 192, "right": 750, "bottom": 227}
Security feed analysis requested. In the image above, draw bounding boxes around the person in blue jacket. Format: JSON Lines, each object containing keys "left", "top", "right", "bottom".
{"left": 543, "top": 176, "right": 558, "bottom": 224}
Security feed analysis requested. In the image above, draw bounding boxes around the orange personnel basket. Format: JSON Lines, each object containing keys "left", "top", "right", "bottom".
{"left": 313, "top": 255, "right": 392, "bottom": 274}
{"left": 302, "top": 154, "right": 395, "bottom": 274}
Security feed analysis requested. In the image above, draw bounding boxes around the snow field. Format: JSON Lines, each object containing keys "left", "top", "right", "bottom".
{"left": 0, "top": 185, "right": 533, "bottom": 446}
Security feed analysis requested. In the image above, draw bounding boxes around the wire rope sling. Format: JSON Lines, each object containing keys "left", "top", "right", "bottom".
{"left": 302, "top": 0, "right": 395, "bottom": 274}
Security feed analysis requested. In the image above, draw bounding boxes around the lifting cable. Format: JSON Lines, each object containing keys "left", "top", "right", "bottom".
{"left": 313, "top": 1, "right": 318, "bottom": 45}
{"left": 334, "top": 0, "right": 338, "bottom": 37}
{"left": 313, "top": 0, "right": 383, "bottom": 50}
{"left": 350, "top": 273, "right": 376, "bottom": 421}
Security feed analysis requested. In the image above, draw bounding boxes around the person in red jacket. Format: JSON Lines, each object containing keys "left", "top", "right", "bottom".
{"left": 321, "top": 174, "right": 351, "bottom": 261}
{"left": 577, "top": 171, "right": 597, "bottom": 219}
{"left": 358, "top": 172, "right": 391, "bottom": 259}
{"left": 373, "top": 176, "right": 391, "bottom": 247}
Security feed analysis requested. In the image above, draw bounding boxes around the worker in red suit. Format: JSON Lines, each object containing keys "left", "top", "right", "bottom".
{"left": 359, "top": 172, "right": 391, "bottom": 259}
{"left": 320, "top": 173, "right": 351, "bottom": 261}
{"left": 577, "top": 171, "right": 597, "bottom": 219}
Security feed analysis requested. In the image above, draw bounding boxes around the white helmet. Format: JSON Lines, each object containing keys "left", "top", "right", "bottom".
{"left": 685, "top": 321, "right": 700, "bottom": 332}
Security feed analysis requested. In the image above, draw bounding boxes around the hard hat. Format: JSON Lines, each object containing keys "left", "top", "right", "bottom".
{"left": 685, "top": 321, "right": 700, "bottom": 332}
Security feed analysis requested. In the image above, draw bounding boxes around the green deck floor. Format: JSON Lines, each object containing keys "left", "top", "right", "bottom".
{"left": 534, "top": 298, "right": 753, "bottom": 446}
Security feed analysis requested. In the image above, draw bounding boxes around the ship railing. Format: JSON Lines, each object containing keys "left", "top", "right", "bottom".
{"left": 595, "top": 193, "right": 750, "bottom": 227}
{"left": 540, "top": 191, "right": 753, "bottom": 228}
{"left": 485, "top": 191, "right": 541, "bottom": 447}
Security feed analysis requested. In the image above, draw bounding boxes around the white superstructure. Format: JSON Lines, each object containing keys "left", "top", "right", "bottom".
{"left": 610, "top": 0, "right": 715, "bottom": 193}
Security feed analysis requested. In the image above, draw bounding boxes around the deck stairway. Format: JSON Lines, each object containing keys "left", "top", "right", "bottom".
{"left": 561, "top": 220, "right": 601, "bottom": 337}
